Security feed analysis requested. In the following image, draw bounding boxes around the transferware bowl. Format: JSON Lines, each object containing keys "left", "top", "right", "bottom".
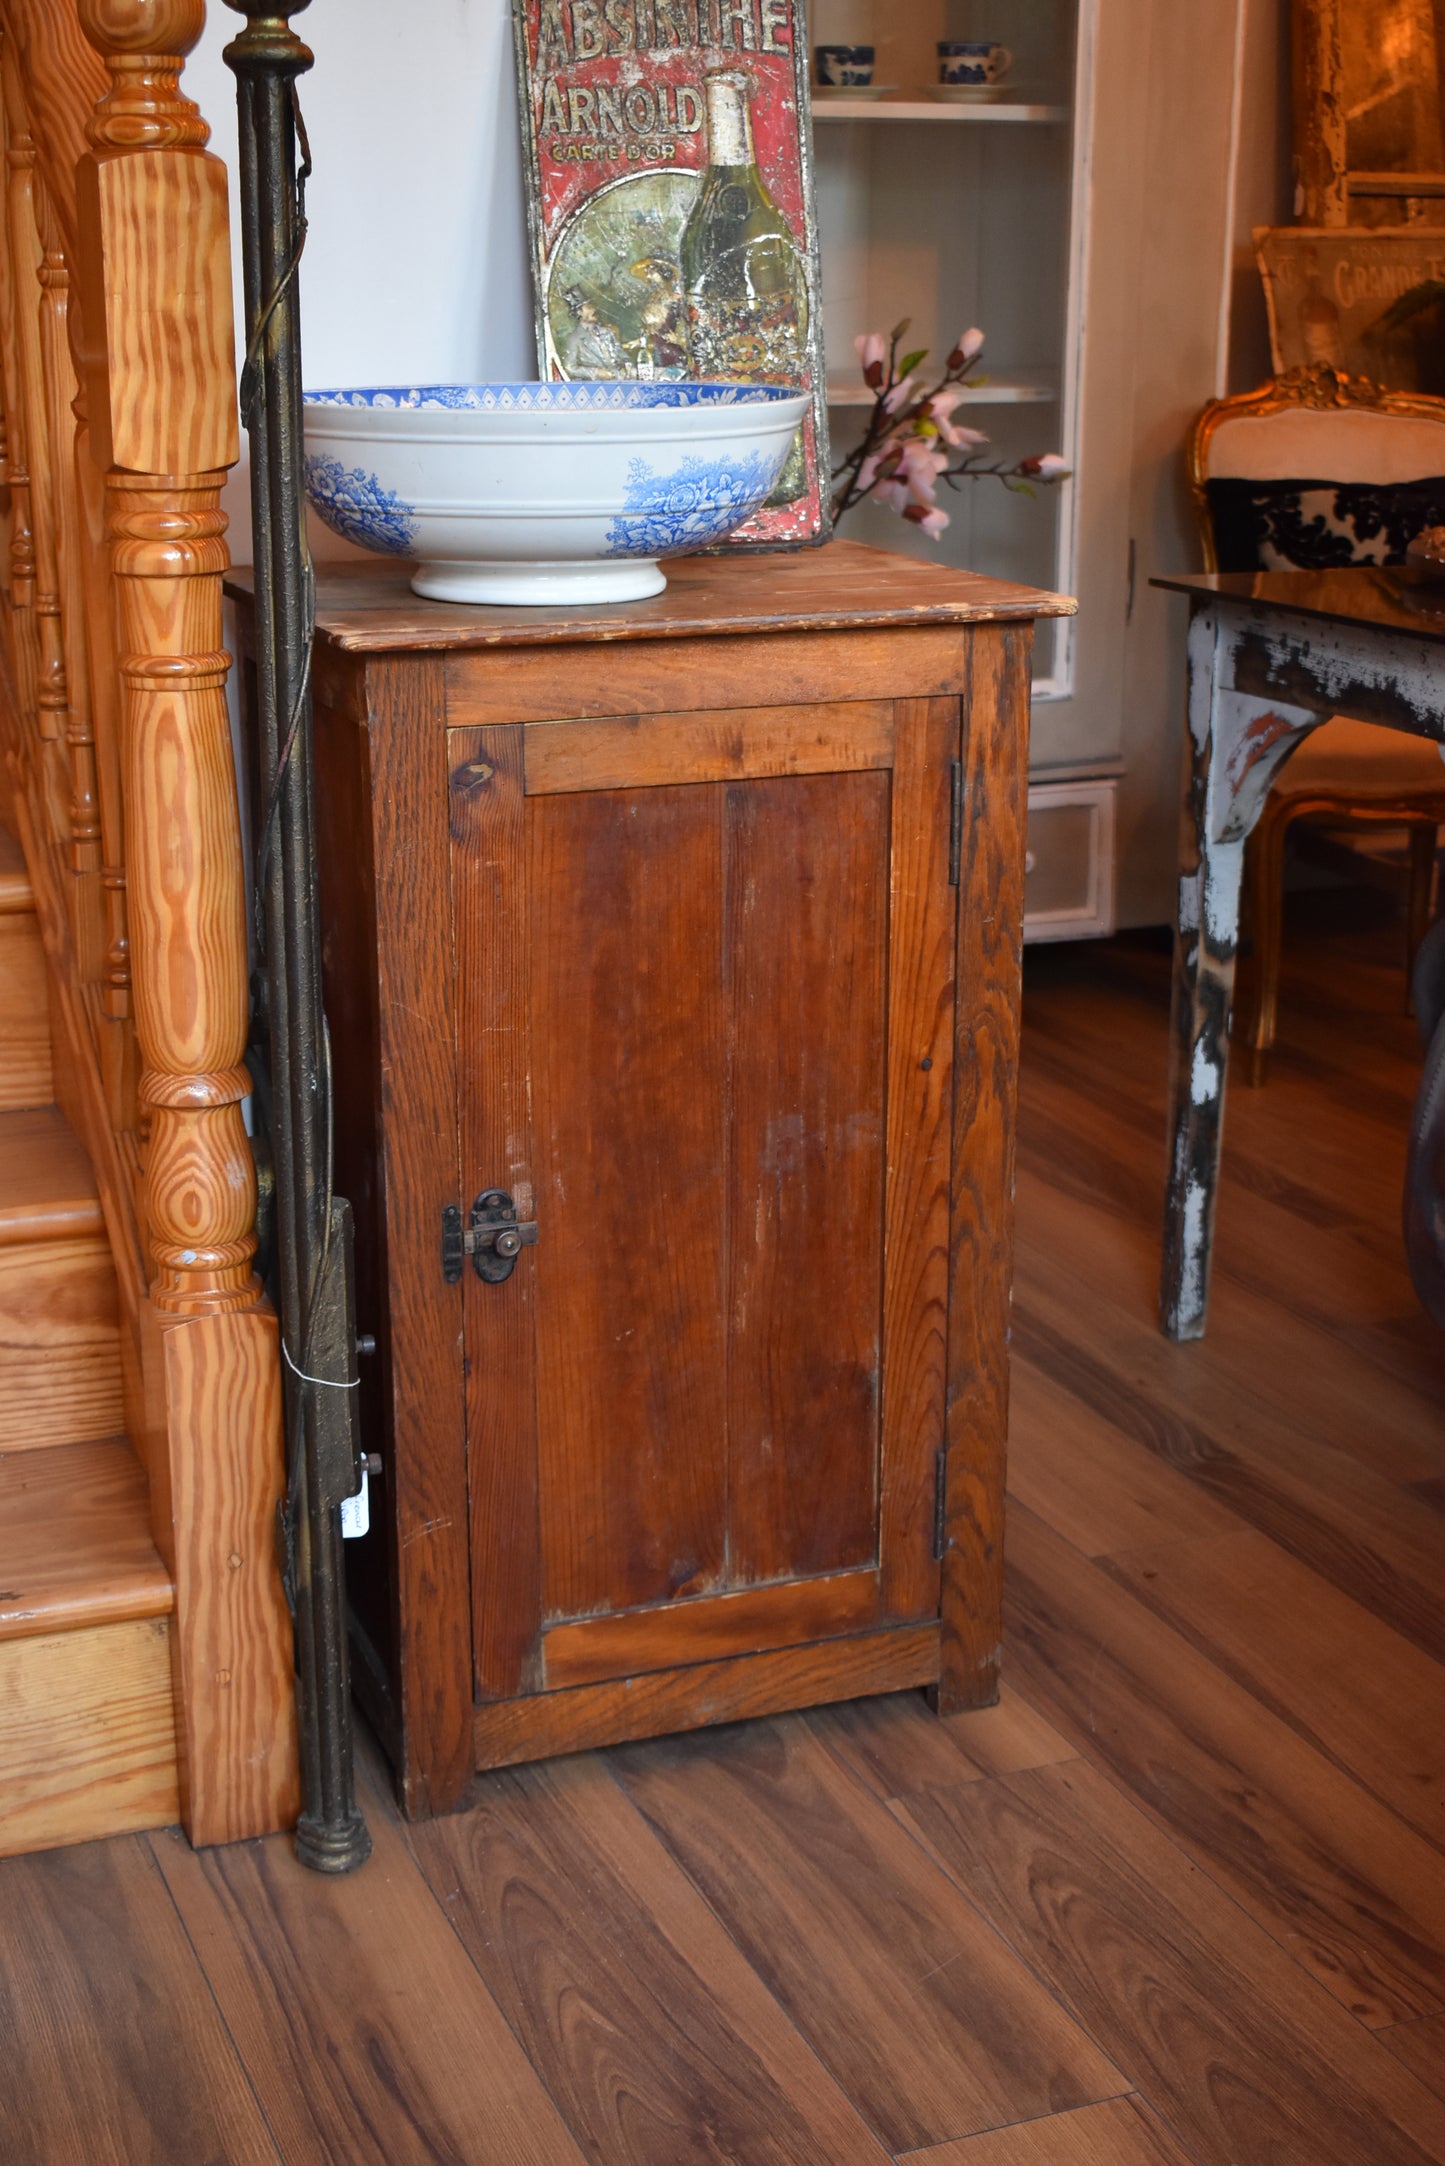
{"left": 301, "top": 381, "right": 811, "bottom": 607}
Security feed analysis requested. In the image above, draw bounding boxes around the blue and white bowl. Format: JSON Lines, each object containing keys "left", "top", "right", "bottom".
{"left": 301, "top": 381, "right": 811, "bottom": 607}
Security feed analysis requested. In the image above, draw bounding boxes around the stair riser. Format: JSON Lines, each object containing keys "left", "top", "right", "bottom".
{"left": 0, "top": 913, "right": 53, "bottom": 1112}
{"left": 0, "top": 1235, "right": 124, "bottom": 1449}
{"left": 0, "top": 1616, "right": 178, "bottom": 1856}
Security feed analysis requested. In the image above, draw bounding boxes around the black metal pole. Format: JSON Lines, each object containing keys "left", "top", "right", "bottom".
{"left": 224, "top": 0, "right": 370, "bottom": 1874}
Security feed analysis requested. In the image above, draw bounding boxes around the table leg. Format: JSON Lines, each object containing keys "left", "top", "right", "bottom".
{"left": 1161, "top": 607, "right": 1246, "bottom": 1341}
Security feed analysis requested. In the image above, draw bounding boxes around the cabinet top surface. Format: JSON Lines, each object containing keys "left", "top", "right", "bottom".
{"left": 226, "top": 540, "right": 1075, "bottom": 656}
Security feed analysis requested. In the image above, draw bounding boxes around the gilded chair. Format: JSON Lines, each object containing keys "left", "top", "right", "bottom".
{"left": 1188, "top": 363, "right": 1445, "bottom": 1081}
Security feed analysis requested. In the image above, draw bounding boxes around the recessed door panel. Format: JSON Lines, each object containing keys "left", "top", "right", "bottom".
{"left": 452, "top": 697, "right": 959, "bottom": 1701}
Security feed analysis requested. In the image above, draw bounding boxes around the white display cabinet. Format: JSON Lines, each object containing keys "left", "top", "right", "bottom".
{"left": 810, "top": 0, "right": 1086, "bottom": 715}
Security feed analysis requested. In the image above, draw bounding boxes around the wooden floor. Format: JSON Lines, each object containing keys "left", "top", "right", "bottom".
{"left": 4, "top": 885, "right": 1444, "bottom": 2165}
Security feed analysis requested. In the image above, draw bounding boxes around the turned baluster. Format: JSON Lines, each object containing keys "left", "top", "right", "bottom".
{"left": 76, "top": 0, "right": 255, "bottom": 1314}
{"left": 2, "top": 48, "right": 69, "bottom": 761}
{"left": 36, "top": 193, "right": 103, "bottom": 925}
{"left": 0, "top": 39, "right": 39, "bottom": 742}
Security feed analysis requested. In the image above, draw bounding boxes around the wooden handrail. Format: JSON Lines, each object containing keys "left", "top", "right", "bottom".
{"left": 0, "top": 0, "right": 297, "bottom": 1845}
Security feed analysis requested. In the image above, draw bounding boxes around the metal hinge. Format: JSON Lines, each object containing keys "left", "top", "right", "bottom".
{"left": 948, "top": 760, "right": 963, "bottom": 887}
{"left": 933, "top": 1448, "right": 949, "bottom": 1560}
{"left": 442, "top": 1190, "right": 539, "bottom": 1285}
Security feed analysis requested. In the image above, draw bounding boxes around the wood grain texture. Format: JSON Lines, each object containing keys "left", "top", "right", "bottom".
{"left": 814, "top": 1682, "right": 1076, "bottom": 1805}
{"left": 449, "top": 725, "right": 543, "bottom": 1702}
{"left": 939, "top": 621, "right": 1032, "bottom": 1711}
{"left": 0, "top": 910, "right": 52, "bottom": 1107}
{"left": 0, "top": 1434, "right": 169, "bottom": 1639}
{"left": 151, "top": 1760, "right": 587, "bottom": 2166}
{"left": 530, "top": 780, "right": 729, "bottom": 1619}
{"left": 725, "top": 770, "right": 888, "bottom": 1585}
{"left": 523, "top": 699, "right": 894, "bottom": 794}
{"left": 881, "top": 697, "right": 958, "bottom": 1620}
{"left": 475, "top": 1624, "right": 941, "bottom": 1771}
{"left": 143, "top": 1302, "right": 299, "bottom": 1847}
{"left": 1381, "top": 2015, "right": 1445, "bottom": 2106}
{"left": 613, "top": 1711, "right": 1123, "bottom": 2154}
{"left": 0, "top": 1615, "right": 176, "bottom": 1858}
{"left": 1005, "top": 1351, "right": 1245, "bottom": 1558}
{"left": 1105, "top": 1525, "right": 1445, "bottom": 1849}
{"left": 242, "top": 541, "right": 1075, "bottom": 658}
{"left": 0, "top": 1821, "right": 278, "bottom": 2164}
{"left": 897, "top": 1759, "right": 1445, "bottom": 2166}
{"left": 542, "top": 1570, "right": 881, "bottom": 1690}
{"left": 450, "top": 628, "right": 983, "bottom": 728}
{"left": 365, "top": 656, "right": 472, "bottom": 1815}
{"left": 0, "top": 1102, "right": 103, "bottom": 1244}
{"left": 408, "top": 1745, "right": 896, "bottom": 2165}
{"left": 0, "top": 1231, "right": 122, "bottom": 1448}
{"left": 1006, "top": 1501, "right": 1445, "bottom": 2028}
{"left": 894, "top": 2096, "right": 1198, "bottom": 2166}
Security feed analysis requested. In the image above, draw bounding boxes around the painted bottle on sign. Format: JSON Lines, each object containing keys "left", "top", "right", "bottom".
{"left": 680, "top": 66, "right": 808, "bottom": 502}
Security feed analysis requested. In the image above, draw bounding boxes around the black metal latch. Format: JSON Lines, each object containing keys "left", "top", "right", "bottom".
{"left": 442, "top": 1191, "right": 539, "bottom": 1285}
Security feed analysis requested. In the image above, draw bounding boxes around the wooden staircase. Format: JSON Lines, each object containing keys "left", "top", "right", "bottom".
{"left": 0, "top": 823, "right": 177, "bottom": 1856}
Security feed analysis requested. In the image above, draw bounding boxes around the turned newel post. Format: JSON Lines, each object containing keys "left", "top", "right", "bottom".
{"left": 76, "top": 0, "right": 257, "bottom": 1315}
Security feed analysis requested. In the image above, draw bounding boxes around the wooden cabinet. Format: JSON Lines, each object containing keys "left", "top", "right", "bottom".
{"left": 233, "top": 540, "right": 1070, "bottom": 1815}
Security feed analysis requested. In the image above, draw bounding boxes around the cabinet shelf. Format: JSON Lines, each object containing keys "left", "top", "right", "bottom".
{"left": 812, "top": 100, "right": 1069, "bottom": 124}
{"left": 826, "top": 376, "right": 1059, "bottom": 408}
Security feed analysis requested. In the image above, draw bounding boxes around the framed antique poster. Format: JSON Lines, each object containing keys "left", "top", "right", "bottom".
{"left": 510, "top": 0, "right": 831, "bottom": 548}
{"left": 1257, "top": 226, "right": 1445, "bottom": 395}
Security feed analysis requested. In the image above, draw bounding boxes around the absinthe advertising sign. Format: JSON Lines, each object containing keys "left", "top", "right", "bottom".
{"left": 512, "top": 0, "right": 830, "bottom": 547}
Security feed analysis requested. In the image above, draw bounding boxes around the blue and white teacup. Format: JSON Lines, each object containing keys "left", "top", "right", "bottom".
{"left": 816, "top": 44, "right": 875, "bottom": 89}
{"left": 938, "top": 40, "right": 1013, "bottom": 85}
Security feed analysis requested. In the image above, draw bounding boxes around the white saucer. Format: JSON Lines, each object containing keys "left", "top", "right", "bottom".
{"left": 813, "top": 83, "right": 900, "bottom": 101}
{"left": 931, "top": 82, "right": 1014, "bottom": 102}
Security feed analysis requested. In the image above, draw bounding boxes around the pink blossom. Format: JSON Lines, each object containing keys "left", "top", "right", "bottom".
{"left": 904, "top": 503, "right": 951, "bottom": 537}
{"left": 1020, "top": 452, "right": 1070, "bottom": 479}
{"left": 947, "top": 327, "right": 986, "bottom": 368}
{"left": 855, "top": 331, "right": 887, "bottom": 389}
{"left": 927, "top": 388, "right": 988, "bottom": 451}
{"left": 875, "top": 478, "right": 910, "bottom": 513}
{"left": 898, "top": 437, "right": 947, "bottom": 495}
{"left": 857, "top": 452, "right": 881, "bottom": 494}
{"left": 883, "top": 373, "right": 919, "bottom": 415}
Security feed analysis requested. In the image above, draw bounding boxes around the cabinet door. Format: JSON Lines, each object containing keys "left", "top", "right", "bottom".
{"left": 450, "top": 695, "right": 958, "bottom": 1702}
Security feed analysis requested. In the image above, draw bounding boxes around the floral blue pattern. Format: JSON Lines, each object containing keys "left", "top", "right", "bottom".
{"left": 303, "top": 382, "right": 802, "bottom": 412}
{"left": 304, "top": 454, "right": 417, "bottom": 555}
{"left": 605, "top": 449, "right": 780, "bottom": 558}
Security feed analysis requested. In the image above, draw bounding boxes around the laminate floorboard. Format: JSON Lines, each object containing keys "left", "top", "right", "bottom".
{"left": 2, "top": 896, "right": 1443, "bottom": 2166}
{"left": 1382, "top": 2015, "right": 1445, "bottom": 2106}
{"left": 0, "top": 1836, "right": 280, "bottom": 2166}
{"left": 1105, "top": 1526, "right": 1445, "bottom": 1850}
{"left": 894, "top": 2095, "right": 1199, "bottom": 2164}
{"left": 150, "top": 1756, "right": 586, "bottom": 2165}
{"left": 897, "top": 1759, "right": 1445, "bottom": 2166}
{"left": 403, "top": 1745, "right": 895, "bottom": 2165}
{"left": 1004, "top": 1502, "right": 1445, "bottom": 2027}
{"left": 610, "top": 1712, "right": 1123, "bottom": 2153}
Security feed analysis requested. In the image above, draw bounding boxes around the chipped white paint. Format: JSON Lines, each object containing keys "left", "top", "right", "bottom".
{"left": 1190, "top": 1040, "right": 1218, "bottom": 1105}
{"left": 1177, "top": 1179, "right": 1209, "bottom": 1328}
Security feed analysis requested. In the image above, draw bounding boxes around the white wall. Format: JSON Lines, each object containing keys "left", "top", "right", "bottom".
{"left": 185, "top": 0, "right": 537, "bottom": 564}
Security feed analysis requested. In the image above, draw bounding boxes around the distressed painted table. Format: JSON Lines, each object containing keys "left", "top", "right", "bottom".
{"left": 1154, "top": 567, "right": 1445, "bottom": 1340}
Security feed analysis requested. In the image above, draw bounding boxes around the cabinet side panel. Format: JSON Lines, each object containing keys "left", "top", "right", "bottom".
{"left": 724, "top": 770, "right": 889, "bottom": 1586}
{"left": 449, "top": 727, "right": 543, "bottom": 1703}
{"left": 880, "top": 697, "right": 960, "bottom": 1622}
{"left": 939, "top": 623, "right": 1033, "bottom": 1714}
{"left": 314, "top": 691, "right": 397, "bottom": 1724}
{"left": 366, "top": 658, "right": 473, "bottom": 1813}
{"left": 531, "top": 784, "right": 729, "bottom": 1620}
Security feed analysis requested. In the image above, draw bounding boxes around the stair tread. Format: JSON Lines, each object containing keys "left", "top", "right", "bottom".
{"left": 0, "top": 1106, "right": 105, "bottom": 1247}
{"left": 0, "top": 1437, "right": 172, "bottom": 1640}
{"left": 0, "top": 828, "right": 32, "bottom": 917}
